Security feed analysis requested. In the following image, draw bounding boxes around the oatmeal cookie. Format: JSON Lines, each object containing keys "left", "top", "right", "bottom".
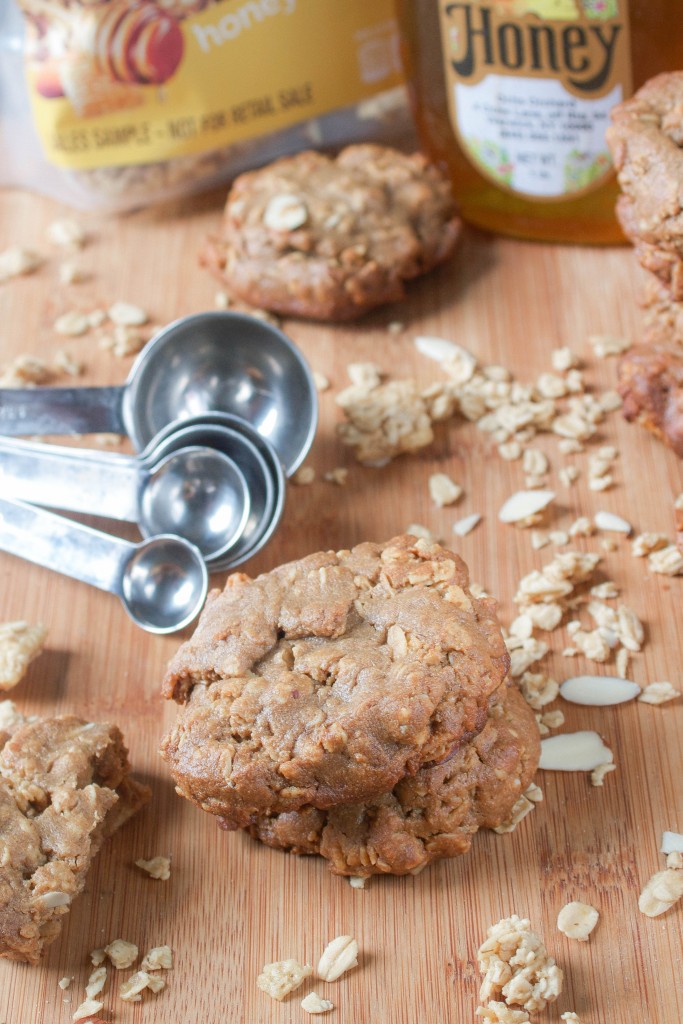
{"left": 160, "top": 536, "right": 510, "bottom": 828}
{"left": 202, "top": 145, "right": 461, "bottom": 321}
{"left": 608, "top": 73, "right": 683, "bottom": 261}
{"left": 239, "top": 686, "right": 539, "bottom": 877}
{"left": 618, "top": 340, "right": 683, "bottom": 457}
{"left": 0, "top": 708, "right": 150, "bottom": 964}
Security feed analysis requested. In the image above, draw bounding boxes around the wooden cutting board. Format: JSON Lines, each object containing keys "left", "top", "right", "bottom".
{"left": 0, "top": 184, "right": 682, "bottom": 1024}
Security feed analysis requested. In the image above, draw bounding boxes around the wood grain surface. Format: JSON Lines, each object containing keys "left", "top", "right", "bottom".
{"left": 0, "top": 184, "right": 682, "bottom": 1024}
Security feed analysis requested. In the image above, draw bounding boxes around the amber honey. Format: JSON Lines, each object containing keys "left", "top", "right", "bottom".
{"left": 397, "top": 1, "right": 683, "bottom": 243}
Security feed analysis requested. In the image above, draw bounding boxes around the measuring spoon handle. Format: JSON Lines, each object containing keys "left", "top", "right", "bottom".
{"left": 0, "top": 437, "right": 141, "bottom": 520}
{"left": 0, "top": 385, "right": 126, "bottom": 436}
{"left": 0, "top": 495, "right": 130, "bottom": 596}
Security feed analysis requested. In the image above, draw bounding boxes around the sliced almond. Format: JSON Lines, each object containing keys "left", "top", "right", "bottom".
{"left": 559, "top": 675, "right": 640, "bottom": 706}
{"left": 498, "top": 490, "right": 555, "bottom": 524}
{"left": 661, "top": 831, "right": 683, "bottom": 855}
{"left": 594, "top": 511, "right": 632, "bottom": 535}
{"left": 539, "top": 731, "right": 613, "bottom": 772}
{"left": 263, "top": 194, "right": 308, "bottom": 231}
{"left": 453, "top": 513, "right": 481, "bottom": 537}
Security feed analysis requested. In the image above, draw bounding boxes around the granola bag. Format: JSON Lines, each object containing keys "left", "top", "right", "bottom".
{"left": 0, "top": 0, "right": 411, "bottom": 212}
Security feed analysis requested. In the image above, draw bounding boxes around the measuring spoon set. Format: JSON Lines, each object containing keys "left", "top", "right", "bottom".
{"left": 0, "top": 312, "right": 317, "bottom": 632}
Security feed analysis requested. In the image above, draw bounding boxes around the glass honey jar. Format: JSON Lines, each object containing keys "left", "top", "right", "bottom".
{"left": 396, "top": 1, "right": 683, "bottom": 243}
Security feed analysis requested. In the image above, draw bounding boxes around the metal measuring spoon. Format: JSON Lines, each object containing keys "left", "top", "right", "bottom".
{"left": 0, "top": 311, "right": 318, "bottom": 476}
{"left": 0, "top": 496, "right": 208, "bottom": 633}
{"left": 0, "top": 437, "right": 251, "bottom": 562}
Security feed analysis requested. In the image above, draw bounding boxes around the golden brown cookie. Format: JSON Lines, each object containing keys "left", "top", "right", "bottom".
{"left": 0, "top": 703, "right": 150, "bottom": 964}
{"left": 160, "top": 536, "right": 510, "bottom": 828}
{"left": 238, "top": 686, "right": 539, "bottom": 878}
{"left": 202, "top": 145, "right": 461, "bottom": 321}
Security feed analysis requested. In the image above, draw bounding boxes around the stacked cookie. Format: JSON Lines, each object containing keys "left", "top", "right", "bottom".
{"left": 607, "top": 72, "right": 683, "bottom": 457}
{"left": 160, "top": 536, "right": 539, "bottom": 878}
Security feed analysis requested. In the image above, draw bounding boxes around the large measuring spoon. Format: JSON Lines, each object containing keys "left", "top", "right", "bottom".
{"left": 0, "top": 437, "right": 251, "bottom": 563}
{"left": 0, "top": 312, "right": 318, "bottom": 476}
{"left": 0, "top": 496, "right": 208, "bottom": 633}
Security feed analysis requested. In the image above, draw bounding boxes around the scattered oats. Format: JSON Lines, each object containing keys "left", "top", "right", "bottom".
{"left": 59, "top": 261, "right": 88, "bottom": 285}
{"left": 301, "top": 992, "right": 334, "bottom": 1014}
{"left": 477, "top": 915, "right": 562, "bottom": 1014}
{"left": 499, "top": 490, "right": 555, "bottom": 524}
{"left": 507, "top": 636, "right": 550, "bottom": 677}
{"left": 493, "top": 782, "right": 543, "bottom": 833}
{"left": 631, "top": 532, "right": 669, "bottom": 557}
{"left": 588, "top": 453, "right": 614, "bottom": 479}
{"left": 48, "top": 218, "right": 86, "bottom": 249}
{"left": 135, "top": 855, "right": 171, "bottom": 880}
{"left": 572, "top": 627, "right": 611, "bottom": 662}
{"left": 638, "top": 682, "right": 680, "bottom": 705}
{"left": 567, "top": 517, "right": 593, "bottom": 539}
{"left": 108, "top": 301, "right": 149, "bottom": 327}
{"left": 552, "top": 413, "right": 595, "bottom": 442}
{"left": 120, "top": 970, "right": 154, "bottom": 1003}
{"left": 387, "top": 320, "right": 404, "bottom": 334}
{"left": 0, "top": 246, "right": 42, "bottom": 281}
{"left": 263, "top": 193, "right": 308, "bottom": 231}
{"left": 531, "top": 530, "right": 550, "bottom": 550}
{"left": 557, "top": 901, "right": 599, "bottom": 941}
{"left": 551, "top": 347, "right": 580, "bottom": 372}
{"left": 589, "top": 333, "right": 630, "bottom": 358}
{"left": 292, "top": 466, "right": 316, "bottom": 486}
{"left": 317, "top": 935, "right": 359, "bottom": 982}
{"left": 58, "top": 977, "right": 73, "bottom": 990}
{"left": 0, "top": 354, "right": 53, "bottom": 387}
{"left": 540, "top": 709, "right": 564, "bottom": 729}
{"left": 600, "top": 537, "right": 618, "bottom": 552}
{"left": 337, "top": 377, "right": 436, "bottom": 463}
{"left": 0, "top": 621, "right": 47, "bottom": 690}
{"left": 214, "top": 290, "right": 231, "bottom": 309}
{"left": 90, "top": 948, "right": 106, "bottom": 967}
{"left": 549, "top": 530, "right": 568, "bottom": 546}
{"left": 540, "top": 731, "right": 613, "bottom": 772}
{"left": 588, "top": 474, "right": 613, "bottom": 491}
{"left": 485, "top": 365, "right": 512, "bottom": 383}
{"left": 414, "top": 336, "right": 477, "bottom": 383}
{"left": 54, "top": 349, "right": 83, "bottom": 377}
{"left": 86, "top": 966, "right": 107, "bottom": 999}
{"left": 72, "top": 998, "right": 103, "bottom": 1020}
{"left": 54, "top": 310, "right": 89, "bottom": 337}
{"left": 104, "top": 938, "right": 138, "bottom": 969}
{"left": 407, "top": 523, "right": 439, "bottom": 544}
{"left": 323, "top": 467, "right": 348, "bottom": 486}
{"left": 639, "top": 869, "right": 683, "bottom": 917}
{"left": 476, "top": 1002, "right": 531, "bottom": 1023}
{"left": 661, "top": 831, "right": 683, "bottom": 855}
{"left": 518, "top": 672, "right": 559, "bottom": 710}
{"left": 558, "top": 466, "right": 579, "bottom": 487}
{"left": 312, "top": 371, "right": 330, "bottom": 392}
{"left": 87, "top": 309, "right": 106, "bottom": 328}
{"left": 590, "top": 581, "right": 618, "bottom": 599}
{"left": 452, "top": 513, "right": 481, "bottom": 537}
{"left": 536, "top": 372, "right": 568, "bottom": 399}
{"left": 100, "top": 324, "right": 145, "bottom": 357}
{"left": 599, "top": 389, "right": 623, "bottom": 412}
{"left": 615, "top": 605, "right": 644, "bottom": 652}
{"left": 591, "top": 762, "right": 616, "bottom": 786}
{"left": 616, "top": 647, "right": 630, "bottom": 679}
{"left": 349, "top": 876, "right": 366, "bottom": 889}
{"left": 141, "top": 945, "right": 173, "bottom": 971}
{"left": 429, "top": 472, "right": 463, "bottom": 507}
{"left": 525, "top": 474, "right": 548, "bottom": 490}
{"left": 498, "top": 441, "right": 522, "bottom": 461}
{"left": 522, "top": 448, "right": 549, "bottom": 477}
{"left": 257, "top": 960, "right": 313, "bottom": 1000}
{"left": 558, "top": 438, "right": 584, "bottom": 455}
{"left": 509, "top": 614, "right": 534, "bottom": 640}
{"left": 648, "top": 545, "right": 683, "bottom": 576}
{"left": 561, "top": 1013, "right": 582, "bottom": 1023}
{"left": 347, "top": 361, "right": 382, "bottom": 389}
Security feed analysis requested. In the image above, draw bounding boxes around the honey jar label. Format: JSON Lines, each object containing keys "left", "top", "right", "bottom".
{"left": 437, "top": 0, "right": 632, "bottom": 200}
{"left": 21, "top": 0, "right": 403, "bottom": 170}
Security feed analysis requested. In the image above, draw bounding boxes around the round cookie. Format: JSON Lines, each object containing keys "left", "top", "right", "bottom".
{"left": 202, "top": 144, "right": 461, "bottom": 321}
{"left": 160, "top": 536, "right": 510, "bottom": 828}
{"left": 238, "top": 686, "right": 540, "bottom": 877}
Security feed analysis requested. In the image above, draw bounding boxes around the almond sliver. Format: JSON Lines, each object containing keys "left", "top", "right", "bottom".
{"left": 499, "top": 490, "right": 555, "bottom": 524}
{"left": 414, "top": 335, "right": 474, "bottom": 366}
{"left": 539, "top": 731, "right": 613, "bottom": 771}
{"left": 594, "top": 511, "right": 632, "bottom": 534}
{"left": 560, "top": 675, "right": 641, "bottom": 706}
{"left": 661, "top": 831, "right": 683, "bottom": 855}
{"left": 453, "top": 513, "right": 482, "bottom": 537}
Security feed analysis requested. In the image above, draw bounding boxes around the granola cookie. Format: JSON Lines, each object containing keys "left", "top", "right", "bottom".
{"left": 160, "top": 536, "right": 510, "bottom": 828}
{"left": 608, "top": 72, "right": 683, "bottom": 266}
{"left": 240, "top": 686, "right": 539, "bottom": 877}
{"left": 618, "top": 340, "right": 683, "bottom": 457}
{"left": 0, "top": 703, "right": 150, "bottom": 964}
{"left": 202, "top": 145, "right": 461, "bottom": 321}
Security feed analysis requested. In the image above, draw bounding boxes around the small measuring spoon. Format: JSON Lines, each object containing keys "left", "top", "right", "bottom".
{"left": 0, "top": 496, "right": 208, "bottom": 633}
{"left": 0, "top": 437, "right": 251, "bottom": 562}
{"left": 0, "top": 312, "right": 318, "bottom": 476}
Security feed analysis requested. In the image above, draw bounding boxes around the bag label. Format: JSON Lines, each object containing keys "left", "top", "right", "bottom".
{"left": 437, "top": 0, "right": 632, "bottom": 199}
{"left": 23, "top": 0, "right": 403, "bottom": 169}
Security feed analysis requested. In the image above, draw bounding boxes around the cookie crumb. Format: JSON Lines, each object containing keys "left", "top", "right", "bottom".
{"left": 349, "top": 876, "right": 366, "bottom": 889}
{"left": 58, "top": 977, "right": 73, "bottom": 990}
{"left": 292, "top": 466, "right": 316, "bottom": 486}
{"left": 429, "top": 472, "right": 463, "bottom": 507}
{"left": 638, "top": 682, "right": 680, "bottom": 705}
{"left": 301, "top": 992, "right": 334, "bottom": 1014}
{"left": 323, "top": 468, "right": 348, "bottom": 486}
{"left": 257, "top": 960, "right": 313, "bottom": 1001}
{"left": 591, "top": 762, "right": 617, "bottom": 787}
{"left": 0, "top": 621, "right": 47, "bottom": 690}
{"left": 477, "top": 915, "right": 562, "bottom": 1013}
{"left": 313, "top": 371, "right": 330, "bottom": 392}
{"left": 135, "top": 855, "right": 171, "bottom": 880}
